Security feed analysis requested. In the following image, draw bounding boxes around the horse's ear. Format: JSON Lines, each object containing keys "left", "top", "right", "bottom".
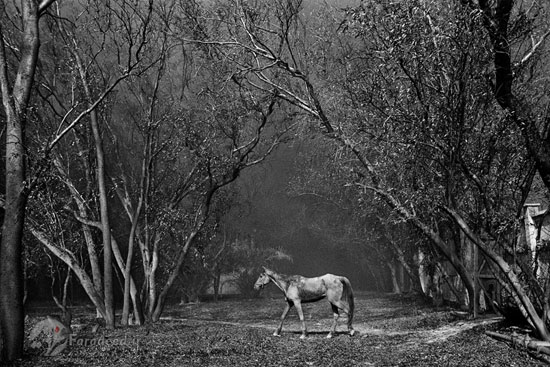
{"left": 262, "top": 266, "right": 270, "bottom": 273}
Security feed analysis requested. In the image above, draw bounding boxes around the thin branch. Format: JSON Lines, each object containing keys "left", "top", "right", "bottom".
{"left": 518, "top": 30, "right": 550, "bottom": 67}
{"left": 38, "top": 0, "right": 57, "bottom": 16}
{"left": 47, "top": 73, "right": 130, "bottom": 151}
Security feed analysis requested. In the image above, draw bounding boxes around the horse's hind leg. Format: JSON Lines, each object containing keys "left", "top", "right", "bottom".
{"left": 274, "top": 301, "right": 292, "bottom": 337}
{"left": 327, "top": 304, "right": 339, "bottom": 339}
{"left": 330, "top": 299, "right": 355, "bottom": 336}
{"left": 347, "top": 311, "right": 355, "bottom": 337}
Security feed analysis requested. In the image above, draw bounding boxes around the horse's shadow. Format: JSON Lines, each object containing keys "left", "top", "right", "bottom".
{"left": 287, "top": 330, "right": 358, "bottom": 337}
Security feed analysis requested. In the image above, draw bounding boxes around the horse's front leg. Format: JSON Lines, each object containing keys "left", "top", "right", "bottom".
{"left": 294, "top": 301, "right": 307, "bottom": 339}
{"left": 274, "top": 301, "right": 293, "bottom": 337}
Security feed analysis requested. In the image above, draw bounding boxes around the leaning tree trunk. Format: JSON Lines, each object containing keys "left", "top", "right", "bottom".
{"left": 149, "top": 184, "right": 232, "bottom": 322}
{"left": 74, "top": 214, "right": 144, "bottom": 325}
{"left": 371, "top": 187, "right": 477, "bottom": 313}
{"left": 53, "top": 154, "right": 104, "bottom": 317}
{"left": 445, "top": 206, "right": 550, "bottom": 340}
{"left": 150, "top": 230, "right": 199, "bottom": 322}
{"left": 51, "top": 264, "right": 73, "bottom": 327}
{"left": 31, "top": 227, "right": 108, "bottom": 319}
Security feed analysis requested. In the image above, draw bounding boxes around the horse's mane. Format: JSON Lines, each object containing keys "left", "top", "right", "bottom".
{"left": 265, "top": 269, "right": 302, "bottom": 283}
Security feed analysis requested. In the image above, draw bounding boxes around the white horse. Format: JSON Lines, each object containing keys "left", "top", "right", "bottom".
{"left": 254, "top": 267, "right": 355, "bottom": 339}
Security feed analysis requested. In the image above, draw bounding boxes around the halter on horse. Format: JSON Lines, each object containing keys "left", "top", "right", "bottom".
{"left": 254, "top": 267, "right": 355, "bottom": 339}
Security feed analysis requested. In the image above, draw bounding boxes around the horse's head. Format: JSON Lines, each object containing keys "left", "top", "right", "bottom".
{"left": 253, "top": 268, "right": 271, "bottom": 290}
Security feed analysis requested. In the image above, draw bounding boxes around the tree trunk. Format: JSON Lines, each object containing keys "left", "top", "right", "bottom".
{"left": 373, "top": 196, "right": 476, "bottom": 312}
{"left": 0, "top": 0, "right": 40, "bottom": 360}
{"left": 74, "top": 214, "right": 145, "bottom": 325}
{"left": 436, "top": 263, "right": 464, "bottom": 307}
{"left": 445, "top": 206, "right": 550, "bottom": 340}
{"left": 389, "top": 240, "right": 424, "bottom": 294}
{"left": 51, "top": 265, "right": 73, "bottom": 327}
{"left": 213, "top": 271, "right": 221, "bottom": 302}
{"left": 121, "top": 209, "right": 140, "bottom": 325}
{"left": 53, "top": 155, "right": 104, "bottom": 317}
{"left": 461, "top": 231, "right": 479, "bottom": 317}
{"left": 121, "top": 134, "right": 149, "bottom": 325}
{"left": 78, "top": 62, "right": 115, "bottom": 328}
{"left": 90, "top": 111, "right": 115, "bottom": 328}
{"left": 149, "top": 188, "right": 217, "bottom": 322}
{"left": 330, "top": 137, "right": 477, "bottom": 311}
{"left": 111, "top": 236, "right": 143, "bottom": 325}
{"left": 470, "top": 0, "right": 550, "bottom": 191}
{"left": 402, "top": 215, "right": 477, "bottom": 313}
{"left": 72, "top": 139, "right": 104, "bottom": 307}
{"left": 367, "top": 265, "right": 383, "bottom": 292}
{"left": 387, "top": 261, "right": 401, "bottom": 294}
{"left": 151, "top": 230, "right": 199, "bottom": 321}
{"left": 31, "top": 227, "right": 107, "bottom": 319}
{"left": 486, "top": 331, "right": 550, "bottom": 358}
{"left": 67, "top": 41, "right": 115, "bottom": 327}
{"left": 0, "top": 153, "right": 26, "bottom": 361}
{"left": 148, "top": 239, "right": 159, "bottom": 318}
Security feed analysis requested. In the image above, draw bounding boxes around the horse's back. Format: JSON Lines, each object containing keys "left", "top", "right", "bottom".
{"left": 321, "top": 274, "right": 350, "bottom": 287}
{"left": 286, "top": 273, "right": 352, "bottom": 302}
{"left": 288, "top": 276, "right": 325, "bottom": 301}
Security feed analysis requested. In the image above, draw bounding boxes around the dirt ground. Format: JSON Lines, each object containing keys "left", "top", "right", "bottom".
{"left": 13, "top": 292, "right": 548, "bottom": 366}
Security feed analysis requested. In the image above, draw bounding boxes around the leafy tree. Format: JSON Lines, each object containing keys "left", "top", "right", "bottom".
{"left": 0, "top": 1, "right": 57, "bottom": 360}
{"left": 28, "top": 0, "right": 159, "bottom": 328}
{"left": 197, "top": 0, "right": 550, "bottom": 340}
{"left": 462, "top": 0, "right": 550, "bottom": 189}
{"left": 197, "top": 0, "right": 480, "bottom": 311}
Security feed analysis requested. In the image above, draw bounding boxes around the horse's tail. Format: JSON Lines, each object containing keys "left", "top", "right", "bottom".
{"left": 341, "top": 277, "right": 354, "bottom": 328}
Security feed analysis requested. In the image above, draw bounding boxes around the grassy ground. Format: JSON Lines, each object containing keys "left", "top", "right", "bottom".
{"left": 12, "top": 292, "right": 547, "bottom": 366}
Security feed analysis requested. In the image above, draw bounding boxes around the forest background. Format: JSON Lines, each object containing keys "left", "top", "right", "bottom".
{"left": 1, "top": 0, "right": 550, "bottom": 362}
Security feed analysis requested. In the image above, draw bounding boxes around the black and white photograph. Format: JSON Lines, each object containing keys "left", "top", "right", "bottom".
{"left": 1, "top": 0, "right": 550, "bottom": 365}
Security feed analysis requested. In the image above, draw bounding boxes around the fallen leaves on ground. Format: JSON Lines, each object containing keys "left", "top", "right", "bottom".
{"left": 15, "top": 293, "right": 545, "bottom": 366}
